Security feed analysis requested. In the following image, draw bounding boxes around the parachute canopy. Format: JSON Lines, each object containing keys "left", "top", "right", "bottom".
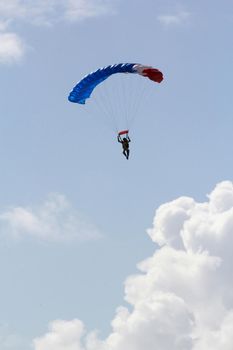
{"left": 68, "top": 63, "right": 163, "bottom": 105}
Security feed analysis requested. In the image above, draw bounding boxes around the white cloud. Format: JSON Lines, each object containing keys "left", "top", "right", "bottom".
{"left": 193, "top": 311, "right": 233, "bottom": 350}
{"left": 0, "top": 193, "right": 101, "bottom": 242}
{"left": 33, "top": 181, "right": 233, "bottom": 350}
{"left": 64, "top": 0, "right": 115, "bottom": 22}
{"left": 0, "top": 0, "right": 114, "bottom": 25}
{"left": 0, "top": 32, "right": 25, "bottom": 63}
{"left": 33, "top": 319, "right": 86, "bottom": 350}
{"left": 0, "top": 323, "right": 27, "bottom": 350}
{"left": 0, "top": 0, "right": 115, "bottom": 63}
{"left": 158, "top": 11, "right": 190, "bottom": 26}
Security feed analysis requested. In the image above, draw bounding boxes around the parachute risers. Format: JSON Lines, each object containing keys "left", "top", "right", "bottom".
{"left": 118, "top": 130, "right": 129, "bottom": 136}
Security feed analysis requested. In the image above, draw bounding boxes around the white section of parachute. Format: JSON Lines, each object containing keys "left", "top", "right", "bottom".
{"left": 133, "top": 64, "right": 153, "bottom": 76}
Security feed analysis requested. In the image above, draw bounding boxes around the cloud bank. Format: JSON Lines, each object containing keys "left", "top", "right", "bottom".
{"left": 0, "top": 193, "right": 101, "bottom": 242}
{"left": 0, "top": 0, "right": 115, "bottom": 63}
{"left": 33, "top": 181, "right": 233, "bottom": 349}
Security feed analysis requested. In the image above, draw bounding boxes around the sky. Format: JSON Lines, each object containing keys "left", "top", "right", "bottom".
{"left": 0, "top": 0, "right": 232, "bottom": 349}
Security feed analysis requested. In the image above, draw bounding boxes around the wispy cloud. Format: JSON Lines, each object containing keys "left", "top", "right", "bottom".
{"left": 0, "top": 0, "right": 115, "bottom": 63}
{"left": 0, "top": 0, "right": 115, "bottom": 25}
{"left": 33, "top": 181, "right": 233, "bottom": 350}
{"left": 0, "top": 193, "right": 101, "bottom": 242}
{"left": 158, "top": 10, "right": 190, "bottom": 26}
{"left": 0, "top": 32, "right": 25, "bottom": 63}
{"left": 0, "top": 324, "right": 27, "bottom": 350}
{"left": 64, "top": 0, "right": 115, "bottom": 22}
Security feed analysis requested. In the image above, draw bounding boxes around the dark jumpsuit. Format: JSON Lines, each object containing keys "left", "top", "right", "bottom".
{"left": 118, "top": 135, "right": 131, "bottom": 159}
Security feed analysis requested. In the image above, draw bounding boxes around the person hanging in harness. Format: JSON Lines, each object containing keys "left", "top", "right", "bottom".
{"left": 118, "top": 131, "right": 131, "bottom": 159}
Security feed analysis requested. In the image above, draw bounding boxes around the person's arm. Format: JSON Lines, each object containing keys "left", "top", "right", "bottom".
{"left": 118, "top": 135, "right": 122, "bottom": 143}
{"left": 127, "top": 136, "right": 131, "bottom": 142}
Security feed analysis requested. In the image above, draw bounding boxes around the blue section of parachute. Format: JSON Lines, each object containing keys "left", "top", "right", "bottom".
{"left": 68, "top": 63, "right": 136, "bottom": 104}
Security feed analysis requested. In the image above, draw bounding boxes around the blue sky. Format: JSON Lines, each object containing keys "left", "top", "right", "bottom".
{"left": 0, "top": 1, "right": 232, "bottom": 349}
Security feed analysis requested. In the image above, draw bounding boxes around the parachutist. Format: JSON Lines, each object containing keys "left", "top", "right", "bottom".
{"left": 118, "top": 134, "right": 131, "bottom": 159}
{"left": 68, "top": 64, "right": 163, "bottom": 160}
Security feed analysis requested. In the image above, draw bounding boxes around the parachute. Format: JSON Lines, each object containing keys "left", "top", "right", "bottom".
{"left": 68, "top": 63, "right": 163, "bottom": 134}
{"left": 68, "top": 63, "right": 163, "bottom": 104}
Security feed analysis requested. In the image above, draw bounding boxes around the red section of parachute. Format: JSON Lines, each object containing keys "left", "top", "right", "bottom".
{"left": 142, "top": 68, "right": 163, "bottom": 83}
{"left": 118, "top": 130, "right": 129, "bottom": 136}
